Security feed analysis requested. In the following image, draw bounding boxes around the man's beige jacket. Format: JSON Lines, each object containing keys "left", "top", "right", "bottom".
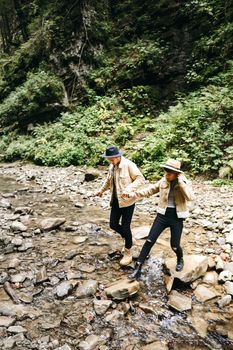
{"left": 132, "top": 174, "right": 195, "bottom": 218}
{"left": 100, "top": 156, "right": 145, "bottom": 208}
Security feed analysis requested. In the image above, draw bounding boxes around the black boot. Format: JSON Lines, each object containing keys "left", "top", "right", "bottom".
{"left": 176, "top": 257, "right": 184, "bottom": 272}
{"left": 128, "top": 262, "right": 142, "bottom": 280}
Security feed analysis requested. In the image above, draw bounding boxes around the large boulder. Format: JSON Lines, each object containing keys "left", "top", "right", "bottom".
{"left": 104, "top": 278, "right": 140, "bottom": 300}
{"left": 165, "top": 255, "right": 208, "bottom": 283}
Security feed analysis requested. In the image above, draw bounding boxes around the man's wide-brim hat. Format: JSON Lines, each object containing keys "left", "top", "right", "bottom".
{"left": 160, "top": 158, "right": 183, "bottom": 173}
{"left": 101, "top": 146, "right": 123, "bottom": 158}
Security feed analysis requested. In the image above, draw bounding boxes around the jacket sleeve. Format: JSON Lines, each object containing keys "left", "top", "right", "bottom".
{"left": 178, "top": 175, "right": 195, "bottom": 201}
{"left": 99, "top": 171, "right": 111, "bottom": 194}
{"left": 124, "top": 162, "right": 145, "bottom": 192}
{"left": 131, "top": 180, "right": 161, "bottom": 199}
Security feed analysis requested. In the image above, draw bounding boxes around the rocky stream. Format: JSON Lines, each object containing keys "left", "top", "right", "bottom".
{"left": 0, "top": 163, "right": 233, "bottom": 350}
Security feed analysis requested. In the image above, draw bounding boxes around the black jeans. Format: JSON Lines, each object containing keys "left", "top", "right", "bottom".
{"left": 137, "top": 208, "right": 184, "bottom": 264}
{"left": 110, "top": 197, "right": 135, "bottom": 249}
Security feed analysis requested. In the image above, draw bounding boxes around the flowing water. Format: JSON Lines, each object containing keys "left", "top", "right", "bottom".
{"left": 0, "top": 164, "right": 232, "bottom": 350}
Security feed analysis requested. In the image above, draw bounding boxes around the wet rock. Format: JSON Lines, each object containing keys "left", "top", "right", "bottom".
{"left": 78, "top": 334, "right": 103, "bottom": 350}
{"left": 8, "top": 325, "right": 27, "bottom": 333}
{"left": 75, "top": 280, "right": 98, "bottom": 298}
{"left": 165, "top": 255, "right": 208, "bottom": 283}
{"left": 104, "top": 279, "right": 140, "bottom": 300}
{"left": 217, "top": 295, "right": 232, "bottom": 308}
{"left": 36, "top": 266, "right": 48, "bottom": 283}
{"left": 0, "top": 316, "right": 15, "bottom": 327}
{"left": 93, "top": 299, "right": 112, "bottom": 316}
{"left": 10, "top": 221, "right": 27, "bottom": 232}
{"left": 224, "top": 281, "right": 233, "bottom": 295}
{"left": 218, "top": 270, "right": 232, "bottom": 283}
{"left": 56, "top": 281, "right": 73, "bottom": 298}
{"left": 139, "top": 303, "right": 155, "bottom": 314}
{"left": 194, "top": 284, "right": 221, "bottom": 302}
{"left": 39, "top": 217, "right": 66, "bottom": 231}
{"left": 167, "top": 290, "right": 192, "bottom": 312}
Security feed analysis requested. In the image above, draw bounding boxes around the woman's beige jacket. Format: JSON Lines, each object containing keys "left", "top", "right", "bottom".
{"left": 99, "top": 156, "right": 145, "bottom": 208}
{"left": 132, "top": 174, "right": 194, "bottom": 218}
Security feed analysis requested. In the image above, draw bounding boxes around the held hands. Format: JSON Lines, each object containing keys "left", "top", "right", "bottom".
{"left": 95, "top": 191, "right": 103, "bottom": 197}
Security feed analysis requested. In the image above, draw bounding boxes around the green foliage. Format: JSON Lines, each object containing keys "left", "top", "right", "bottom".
{"left": 208, "top": 179, "right": 233, "bottom": 187}
{"left": 91, "top": 39, "right": 167, "bottom": 90}
{"left": 132, "top": 66, "right": 233, "bottom": 178}
{"left": 0, "top": 70, "right": 63, "bottom": 127}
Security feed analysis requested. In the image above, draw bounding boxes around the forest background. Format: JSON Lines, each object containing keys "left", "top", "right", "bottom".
{"left": 0, "top": 0, "right": 232, "bottom": 181}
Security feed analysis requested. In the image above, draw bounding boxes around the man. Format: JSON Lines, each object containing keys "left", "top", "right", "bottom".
{"left": 122, "top": 158, "right": 195, "bottom": 279}
{"left": 96, "top": 145, "right": 145, "bottom": 266}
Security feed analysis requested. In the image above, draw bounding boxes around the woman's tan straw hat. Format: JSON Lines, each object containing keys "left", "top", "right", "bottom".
{"left": 160, "top": 159, "right": 183, "bottom": 173}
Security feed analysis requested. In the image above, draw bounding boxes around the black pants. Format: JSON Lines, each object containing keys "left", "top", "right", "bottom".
{"left": 110, "top": 197, "right": 135, "bottom": 249}
{"left": 137, "top": 208, "right": 183, "bottom": 264}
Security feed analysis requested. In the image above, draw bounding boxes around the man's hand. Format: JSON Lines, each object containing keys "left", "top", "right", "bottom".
{"left": 122, "top": 192, "right": 135, "bottom": 199}
{"left": 96, "top": 191, "right": 103, "bottom": 197}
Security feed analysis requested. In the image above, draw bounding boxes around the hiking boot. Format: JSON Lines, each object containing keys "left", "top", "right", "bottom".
{"left": 176, "top": 257, "right": 184, "bottom": 272}
{"left": 121, "top": 237, "right": 137, "bottom": 253}
{"left": 120, "top": 248, "right": 133, "bottom": 266}
{"left": 128, "top": 262, "right": 142, "bottom": 280}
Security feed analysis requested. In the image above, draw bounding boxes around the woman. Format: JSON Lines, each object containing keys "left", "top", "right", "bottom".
{"left": 122, "top": 159, "right": 195, "bottom": 280}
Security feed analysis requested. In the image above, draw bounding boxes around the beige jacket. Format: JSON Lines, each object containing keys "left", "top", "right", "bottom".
{"left": 132, "top": 174, "right": 195, "bottom": 218}
{"left": 100, "top": 156, "right": 145, "bottom": 208}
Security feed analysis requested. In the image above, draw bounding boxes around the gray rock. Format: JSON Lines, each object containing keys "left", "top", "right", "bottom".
{"left": 72, "top": 236, "right": 88, "bottom": 244}
{"left": 224, "top": 281, "right": 233, "bottom": 295}
{"left": 0, "top": 199, "right": 11, "bottom": 209}
{"left": 141, "top": 341, "right": 168, "bottom": 350}
{"left": 36, "top": 266, "right": 48, "bottom": 283}
{"left": 218, "top": 270, "right": 232, "bottom": 283}
{"left": 0, "top": 316, "right": 15, "bottom": 327}
{"left": 10, "top": 221, "right": 27, "bottom": 232}
{"left": 10, "top": 273, "right": 27, "bottom": 283}
{"left": 11, "top": 237, "right": 23, "bottom": 246}
{"left": 132, "top": 225, "right": 150, "bottom": 239}
{"left": 54, "top": 344, "right": 72, "bottom": 350}
{"left": 8, "top": 325, "right": 27, "bottom": 333}
{"left": 78, "top": 334, "right": 103, "bottom": 350}
{"left": 217, "top": 295, "right": 232, "bottom": 308}
{"left": 56, "top": 281, "right": 73, "bottom": 298}
{"left": 3, "top": 333, "right": 24, "bottom": 349}
{"left": 39, "top": 217, "right": 66, "bottom": 231}
{"left": 75, "top": 280, "right": 98, "bottom": 298}
{"left": 17, "top": 240, "right": 33, "bottom": 251}
{"left": 93, "top": 299, "right": 112, "bottom": 316}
